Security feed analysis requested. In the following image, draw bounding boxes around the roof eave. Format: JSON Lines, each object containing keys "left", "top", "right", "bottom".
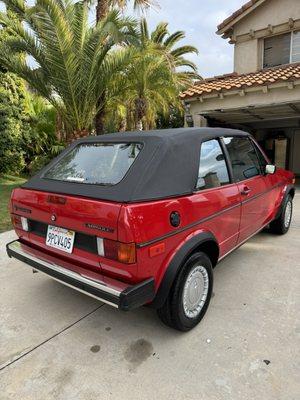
{"left": 216, "top": 0, "right": 268, "bottom": 37}
{"left": 181, "top": 77, "right": 300, "bottom": 101}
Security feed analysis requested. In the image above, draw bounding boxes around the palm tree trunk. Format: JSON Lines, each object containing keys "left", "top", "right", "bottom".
{"left": 95, "top": 1, "right": 109, "bottom": 135}
{"left": 136, "top": 120, "right": 143, "bottom": 131}
{"left": 66, "top": 129, "right": 89, "bottom": 145}
{"left": 96, "top": 0, "right": 109, "bottom": 21}
{"left": 95, "top": 99, "right": 106, "bottom": 135}
{"left": 135, "top": 97, "right": 147, "bottom": 131}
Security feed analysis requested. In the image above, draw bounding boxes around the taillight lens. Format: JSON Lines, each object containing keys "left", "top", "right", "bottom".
{"left": 11, "top": 215, "right": 29, "bottom": 231}
{"left": 47, "top": 195, "right": 67, "bottom": 205}
{"left": 97, "top": 238, "right": 136, "bottom": 264}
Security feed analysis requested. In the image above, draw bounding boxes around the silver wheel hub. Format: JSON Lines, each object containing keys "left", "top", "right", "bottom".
{"left": 284, "top": 201, "right": 292, "bottom": 228}
{"left": 183, "top": 265, "right": 209, "bottom": 318}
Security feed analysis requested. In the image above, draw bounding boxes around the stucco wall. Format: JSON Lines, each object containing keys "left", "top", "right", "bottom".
{"left": 234, "top": 40, "right": 260, "bottom": 74}
{"left": 232, "top": 0, "right": 300, "bottom": 73}
{"left": 234, "top": 0, "right": 300, "bottom": 36}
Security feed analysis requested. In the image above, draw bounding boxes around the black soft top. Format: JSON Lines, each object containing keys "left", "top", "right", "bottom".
{"left": 23, "top": 128, "right": 249, "bottom": 202}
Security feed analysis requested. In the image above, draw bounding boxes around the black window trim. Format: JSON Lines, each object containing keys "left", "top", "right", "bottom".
{"left": 249, "top": 137, "right": 270, "bottom": 175}
{"left": 219, "top": 137, "right": 234, "bottom": 183}
{"left": 221, "top": 135, "right": 264, "bottom": 183}
{"left": 194, "top": 137, "right": 232, "bottom": 192}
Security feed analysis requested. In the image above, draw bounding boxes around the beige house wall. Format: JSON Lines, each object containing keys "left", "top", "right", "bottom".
{"left": 234, "top": 0, "right": 300, "bottom": 37}
{"left": 234, "top": 40, "right": 259, "bottom": 74}
{"left": 231, "top": 0, "right": 300, "bottom": 73}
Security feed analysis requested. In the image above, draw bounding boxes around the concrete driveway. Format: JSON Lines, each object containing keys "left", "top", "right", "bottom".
{"left": 1, "top": 194, "right": 299, "bottom": 400}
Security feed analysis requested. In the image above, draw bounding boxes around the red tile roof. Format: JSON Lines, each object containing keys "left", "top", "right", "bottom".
{"left": 181, "top": 64, "right": 300, "bottom": 99}
{"left": 217, "top": 0, "right": 263, "bottom": 32}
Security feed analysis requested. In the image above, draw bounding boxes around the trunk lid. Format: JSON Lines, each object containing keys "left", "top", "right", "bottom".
{"left": 11, "top": 188, "right": 121, "bottom": 243}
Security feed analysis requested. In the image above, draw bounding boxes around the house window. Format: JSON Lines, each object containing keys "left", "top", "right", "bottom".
{"left": 263, "top": 31, "right": 300, "bottom": 68}
{"left": 292, "top": 31, "right": 300, "bottom": 63}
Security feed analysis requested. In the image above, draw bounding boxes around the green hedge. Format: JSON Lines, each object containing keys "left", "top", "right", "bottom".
{"left": 0, "top": 71, "right": 29, "bottom": 174}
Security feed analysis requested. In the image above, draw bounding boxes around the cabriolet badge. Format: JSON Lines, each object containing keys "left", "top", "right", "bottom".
{"left": 85, "top": 223, "right": 114, "bottom": 233}
{"left": 14, "top": 205, "right": 32, "bottom": 214}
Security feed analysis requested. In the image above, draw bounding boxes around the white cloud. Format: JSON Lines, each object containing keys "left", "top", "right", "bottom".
{"left": 145, "top": 0, "right": 247, "bottom": 77}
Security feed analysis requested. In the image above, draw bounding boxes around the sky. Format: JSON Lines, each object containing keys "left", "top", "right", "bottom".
{"left": 0, "top": 0, "right": 247, "bottom": 78}
{"left": 143, "top": 0, "right": 247, "bottom": 78}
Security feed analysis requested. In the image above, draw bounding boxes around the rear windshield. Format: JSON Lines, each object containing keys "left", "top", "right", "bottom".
{"left": 44, "top": 143, "right": 143, "bottom": 185}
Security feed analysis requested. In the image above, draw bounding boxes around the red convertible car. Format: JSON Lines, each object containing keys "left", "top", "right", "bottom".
{"left": 6, "top": 128, "right": 295, "bottom": 331}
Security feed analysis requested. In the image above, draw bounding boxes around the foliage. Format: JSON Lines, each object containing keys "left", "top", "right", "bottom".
{"left": 0, "top": 0, "right": 200, "bottom": 139}
{"left": 0, "top": 6, "right": 29, "bottom": 175}
{"left": 156, "top": 107, "right": 184, "bottom": 129}
{"left": 23, "top": 94, "right": 65, "bottom": 175}
{"left": 0, "top": 174, "right": 26, "bottom": 232}
{"left": 0, "top": 0, "right": 137, "bottom": 141}
{"left": 106, "top": 19, "right": 199, "bottom": 130}
{"left": 94, "top": 0, "right": 157, "bottom": 21}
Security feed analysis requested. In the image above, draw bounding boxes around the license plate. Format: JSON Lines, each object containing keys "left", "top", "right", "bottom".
{"left": 46, "top": 225, "right": 75, "bottom": 254}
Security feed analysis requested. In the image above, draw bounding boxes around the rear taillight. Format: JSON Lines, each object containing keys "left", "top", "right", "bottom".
{"left": 11, "top": 215, "right": 29, "bottom": 231}
{"left": 97, "top": 238, "right": 136, "bottom": 264}
{"left": 47, "top": 195, "right": 67, "bottom": 205}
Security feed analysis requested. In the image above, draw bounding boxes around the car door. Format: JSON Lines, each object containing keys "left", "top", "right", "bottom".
{"left": 250, "top": 138, "right": 282, "bottom": 224}
{"left": 222, "top": 136, "right": 268, "bottom": 243}
{"left": 192, "top": 138, "right": 241, "bottom": 257}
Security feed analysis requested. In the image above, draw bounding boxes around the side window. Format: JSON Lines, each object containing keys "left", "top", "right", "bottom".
{"left": 223, "top": 137, "right": 261, "bottom": 182}
{"left": 196, "top": 139, "right": 230, "bottom": 190}
{"left": 252, "top": 141, "right": 268, "bottom": 171}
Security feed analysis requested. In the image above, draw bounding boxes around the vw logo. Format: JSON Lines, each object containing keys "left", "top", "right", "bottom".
{"left": 51, "top": 214, "right": 56, "bottom": 222}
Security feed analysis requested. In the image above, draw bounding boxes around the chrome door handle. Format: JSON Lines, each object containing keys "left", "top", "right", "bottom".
{"left": 241, "top": 187, "right": 251, "bottom": 195}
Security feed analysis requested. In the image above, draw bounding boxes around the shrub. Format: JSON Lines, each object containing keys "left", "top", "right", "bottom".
{"left": 0, "top": 72, "right": 29, "bottom": 174}
{"left": 23, "top": 94, "right": 65, "bottom": 175}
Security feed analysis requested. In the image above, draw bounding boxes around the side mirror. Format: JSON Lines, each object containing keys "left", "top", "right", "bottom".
{"left": 265, "top": 164, "right": 276, "bottom": 175}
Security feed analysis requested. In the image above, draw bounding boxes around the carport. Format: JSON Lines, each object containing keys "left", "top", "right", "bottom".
{"left": 181, "top": 64, "right": 300, "bottom": 178}
{"left": 200, "top": 100, "right": 300, "bottom": 174}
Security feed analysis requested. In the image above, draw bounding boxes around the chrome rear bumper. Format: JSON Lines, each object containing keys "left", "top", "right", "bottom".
{"left": 6, "top": 240, "right": 155, "bottom": 311}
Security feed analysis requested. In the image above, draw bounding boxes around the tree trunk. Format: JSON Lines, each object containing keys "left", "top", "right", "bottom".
{"left": 96, "top": 0, "right": 110, "bottom": 21}
{"left": 95, "top": 1, "right": 109, "bottom": 135}
{"left": 55, "top": 112, "right": 64, "bottom": 142}
{"left": 135, "top": 97, "right": 147, "bottom": 131}
{"left": 119, "top": 117, "right": 127, "bottom": 132}
{"left": 66, "top": 129, "right": 89, "bottom": 145}
{"left": 136, "top": 120, "right": 143, "bottom": 131}
{"left": 95, "top": 96, "right": 106, "bottom": 135}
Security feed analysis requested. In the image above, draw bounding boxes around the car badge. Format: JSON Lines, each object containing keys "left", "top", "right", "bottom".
{"left": 51, "top": 214, "right": 56, "bottom": 222}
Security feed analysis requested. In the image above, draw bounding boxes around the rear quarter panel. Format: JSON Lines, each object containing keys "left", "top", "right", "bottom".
{"left": 119, "top": 184, "right": 241, "bottom": 288}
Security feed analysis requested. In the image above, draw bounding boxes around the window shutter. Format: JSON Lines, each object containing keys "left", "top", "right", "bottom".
{"left": 263, "top": 33, "right": 291, "bottom": 68}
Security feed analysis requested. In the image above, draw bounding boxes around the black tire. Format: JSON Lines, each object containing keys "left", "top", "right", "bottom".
{"left": 269, "top": 194, "right": 293, "bottom": 235}
{"left": 157, "top": 252, "right": 213, "bottom": 332}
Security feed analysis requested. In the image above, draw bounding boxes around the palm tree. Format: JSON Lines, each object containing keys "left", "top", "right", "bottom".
{"left": 93, "top": 0, "right": 156, "bottom": 134}
{"left": 0, "top": 0, "right": 136, "bottom": 142}
{"left": 95, "top": 0, "right": 156, "bottom": 23}
{"left": 106, "top": 20, "right": 200, "bottom": 131}
{"left": 139, "top": 18, "right": 200, "bottom": 86}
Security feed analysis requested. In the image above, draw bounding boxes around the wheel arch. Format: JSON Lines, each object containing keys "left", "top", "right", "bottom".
{"left": 288, "top": 187, "right": 295, "bottom": 199}
{"left": 151, "top": 231, "right": 219, "bottom": 309}
{"left": 275, "top": 184, "right": 295, "bottom": 220}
